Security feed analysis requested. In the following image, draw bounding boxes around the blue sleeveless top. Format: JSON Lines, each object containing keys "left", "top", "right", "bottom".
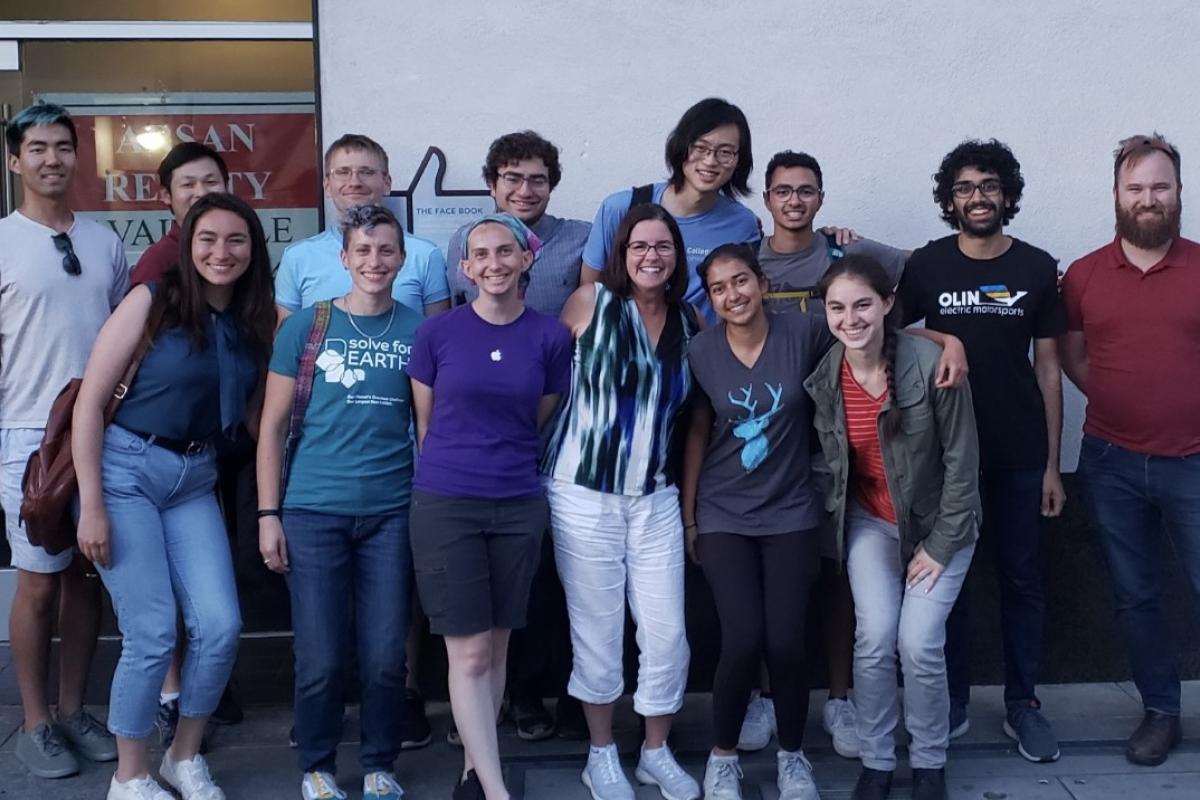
{"left": 541, "top": 284, "right": 698, "bottom": 496}
{"left": 112, "top": 287, "right": 258, "bottom": 442}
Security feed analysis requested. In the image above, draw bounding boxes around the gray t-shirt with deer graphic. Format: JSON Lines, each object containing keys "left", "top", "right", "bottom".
{"left": 689, "top": 312, "right": 834, "bottom": 536}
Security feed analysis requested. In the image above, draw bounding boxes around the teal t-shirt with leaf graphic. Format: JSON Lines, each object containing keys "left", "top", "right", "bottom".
{"left": 269, "top": 303, "right": 424, "bottom": 515}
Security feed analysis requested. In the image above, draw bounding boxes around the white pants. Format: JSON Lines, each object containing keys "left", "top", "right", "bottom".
{"left": 846, "top": 506, "right": 975, "bottom": 770}
{"left": 548, "top": 479, "right": 689, "bottom": 717}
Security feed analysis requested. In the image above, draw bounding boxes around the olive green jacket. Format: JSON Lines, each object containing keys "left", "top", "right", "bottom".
{"left": 803, "top": 334, "right": 981, "bottom": 566}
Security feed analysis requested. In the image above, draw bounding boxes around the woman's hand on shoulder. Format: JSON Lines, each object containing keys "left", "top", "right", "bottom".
{"left": 76, "top": 508, "right": 111, "bottom": 568}
{"left": 561, "top": 284, "right": 597, "bottom": 337}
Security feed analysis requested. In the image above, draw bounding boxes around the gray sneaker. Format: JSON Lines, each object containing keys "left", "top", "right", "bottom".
{"left": 16, "top": 722, "right": 80, "bottom": 778}
{"left": 57, "top": 708, "right": 118, "bottom": 762}
{"left": 1003, "top": 703, "right": 1060, "bottom": 763}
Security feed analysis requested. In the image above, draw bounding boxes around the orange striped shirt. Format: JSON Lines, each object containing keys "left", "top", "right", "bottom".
{"left": 840, "top": 358, "right": 897, "bottom": 524}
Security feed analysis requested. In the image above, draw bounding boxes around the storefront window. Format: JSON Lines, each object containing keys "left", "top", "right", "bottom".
{"left": 0, "top": 34, "right": 314, "bottom": 634}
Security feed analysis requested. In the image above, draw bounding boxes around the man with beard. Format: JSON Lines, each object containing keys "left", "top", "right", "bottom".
{"left": 897, "top": 140, "right": 1066, "bottom": 765}
{"left": 1060, "top": 133, "right": 1197, "bottom": 767}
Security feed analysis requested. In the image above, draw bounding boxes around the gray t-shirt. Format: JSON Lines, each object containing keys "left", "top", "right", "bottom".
{"left": 759, "top": 235, "right": 908, "bottom": 315}
{"left": 0, "top": 211, "right": 128, "bottom": 428}
{"left": 689, "top": 312, "right": 834, "bottom": 536}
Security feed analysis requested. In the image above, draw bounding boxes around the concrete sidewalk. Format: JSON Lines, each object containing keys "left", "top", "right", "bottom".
{"left": 2, "top": 682, "right": 1198, "bottom": 799}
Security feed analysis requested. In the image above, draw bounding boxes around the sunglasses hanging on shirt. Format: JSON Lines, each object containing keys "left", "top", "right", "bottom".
{"left": 51, "top": 233, "right": 81, "bottom": 276}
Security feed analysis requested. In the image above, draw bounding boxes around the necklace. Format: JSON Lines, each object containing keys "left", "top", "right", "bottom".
{"left": 343, "top": 293, "right": 396, "bottom": 340}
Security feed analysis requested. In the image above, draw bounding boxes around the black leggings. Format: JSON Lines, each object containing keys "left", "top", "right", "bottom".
{"left": 698, "top": 530, "right": 820, "bottom": 752}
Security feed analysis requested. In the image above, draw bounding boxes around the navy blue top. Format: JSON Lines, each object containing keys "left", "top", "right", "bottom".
{"left": 113, "top": 290, "right": 258, "bottom": 442}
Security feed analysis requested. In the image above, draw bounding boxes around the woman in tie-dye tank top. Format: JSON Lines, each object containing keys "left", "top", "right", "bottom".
{"left": 541, "top": 203, "right": 703, "bottom": 800}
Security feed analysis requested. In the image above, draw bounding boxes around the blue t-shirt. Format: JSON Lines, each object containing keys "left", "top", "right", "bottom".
{"left": 581, "top": 181, "right": 761, "bottom": 321}
{"left": 270, "top": 302, "right": 424, "bottom": 515}
{"left": 275, "top": 226, "right": 450, "bottom": 314}
{"left": 407, "top": 304, "right": 573, "bottom": 500}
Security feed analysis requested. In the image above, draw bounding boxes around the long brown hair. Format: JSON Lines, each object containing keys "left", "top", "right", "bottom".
{"left": 143, "top": 192, "right": 275, "bottom": 369}
{"left": 819, "top": 254, "right": 903, "bottom": 436}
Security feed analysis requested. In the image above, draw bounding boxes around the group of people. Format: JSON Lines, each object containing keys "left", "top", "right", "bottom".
{"left": 0, "top": 95, "right": 1194, "bottom": 800}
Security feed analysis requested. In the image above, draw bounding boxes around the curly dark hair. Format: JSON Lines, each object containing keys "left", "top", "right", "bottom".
{"left": 932, "top": 139, "right": 1024, "bottom": 229}
{"left": 482, "top": 131, "right": 563, "bottom": 190}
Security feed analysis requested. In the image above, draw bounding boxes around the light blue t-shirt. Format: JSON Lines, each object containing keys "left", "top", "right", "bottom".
{"left": 581, "top": 181, "right": 761, "bottom": 321}
{"left": 269, "top": 303, "right": 424, "bottom": 515}
{"left": 275, "top": 226, "right": 450, "bottom": 314}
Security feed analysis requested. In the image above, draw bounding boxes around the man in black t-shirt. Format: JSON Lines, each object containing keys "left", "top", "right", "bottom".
{"left": 898, "top": 140, "right": 1066, "bottom": 765}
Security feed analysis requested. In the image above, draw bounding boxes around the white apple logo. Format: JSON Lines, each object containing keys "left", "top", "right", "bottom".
{"left": 490, "top": 349, "right": 502, "bottom": 362}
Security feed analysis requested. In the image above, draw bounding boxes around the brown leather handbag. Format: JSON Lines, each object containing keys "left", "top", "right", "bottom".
{"left": 18, "top": 340, "right": 150, "bottom": 555}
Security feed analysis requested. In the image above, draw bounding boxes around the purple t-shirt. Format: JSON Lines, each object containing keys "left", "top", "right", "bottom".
{"left": 408, "top": 304, "right": 573, "bottom": 499}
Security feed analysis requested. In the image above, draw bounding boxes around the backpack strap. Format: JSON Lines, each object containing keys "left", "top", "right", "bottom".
{"left": 629, "top": 183, "right": 655, "bottom": 209}
{"left": 281, "top": 300, "right": 332, "bottom": 487}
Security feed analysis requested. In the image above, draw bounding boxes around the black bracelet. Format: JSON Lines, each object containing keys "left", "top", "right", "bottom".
{"left": 684, "top": 523, "right": 697, "bottom": 530}
{"left": 257, "top": 509, "right": 281, "bottom": 519}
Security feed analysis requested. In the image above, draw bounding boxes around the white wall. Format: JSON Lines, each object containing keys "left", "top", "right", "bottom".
{"left": 318, "top": 0, "right": 1200, "bottom": 470}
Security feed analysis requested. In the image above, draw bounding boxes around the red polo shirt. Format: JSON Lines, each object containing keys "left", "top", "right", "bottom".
{"left": 1062, "top": 236, "right": 1200, "bottom": 456}
{"left": 130, "top": 221, "right": 181, "bottom": 286}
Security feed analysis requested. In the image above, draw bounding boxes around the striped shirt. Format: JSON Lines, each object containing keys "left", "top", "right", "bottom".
{"left": 541, "top": 284, "right": 698, "bottom": 496}
{"left": 840, "top": 357, "right": 896, "bottom": 524}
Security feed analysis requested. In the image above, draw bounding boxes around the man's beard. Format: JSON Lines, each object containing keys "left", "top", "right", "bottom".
{"left": 1115, "top": 197, "right": 1182, "bottom": 249}
{"left": 956, "top": 201, "right": 1003, "bottom": 238}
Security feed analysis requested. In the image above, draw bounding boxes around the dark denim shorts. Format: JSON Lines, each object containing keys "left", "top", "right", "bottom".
{"left": 409, "top": 490, "right": 547, "bottom": 636}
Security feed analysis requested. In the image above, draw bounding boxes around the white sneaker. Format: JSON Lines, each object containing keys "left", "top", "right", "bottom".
{"left": 702, "top": 752, "right": 743, "bottom": 799}
{"left": 301, "top": 771, "right": 348, "bottom": 800}
{"left": 582, "top": 743, "right": 635, "bottom": 800}
{"left": 363, "top": 770, "right": 405, "bottom": 799}
{"left": 635, "top": 744, "right": 701, "bottom": 800}
{"left": 737, "top": 694, "right": 773, "bottom": 751}
{"left": 159, "top": 752, "right": 224, "bottom": 800}
{"left": 822, "top": 697, "right": 860, "bottom": 759}
{"left": 108, "top": 774, "right": 174, "bottom": 800}
{"left": 776, "top": 750, "right": 820, "bottom": 800}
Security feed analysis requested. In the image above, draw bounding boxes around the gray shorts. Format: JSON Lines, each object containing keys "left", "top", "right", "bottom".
{"left": 1, "top": 428, "right": 74, "bottom": 573}
{"left": 409, "top": 490, "right": 546, "bottom": 637}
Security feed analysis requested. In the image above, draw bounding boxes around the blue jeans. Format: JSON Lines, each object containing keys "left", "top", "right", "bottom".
{"left": 945, "top": 466, "right": 1045, "bottom": 708}
{"left": 283, "top": 510, "right": 412, "bottom": 774}
{"left": 98, "top": 425, "right": 241, "bottom": 738}
{"left": 1079, "top": 435, "right": 1200, "bottom": 715}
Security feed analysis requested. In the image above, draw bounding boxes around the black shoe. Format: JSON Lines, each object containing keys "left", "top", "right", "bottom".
{"left": 287, "top": 725, "right": 297, "bottom": 748}
{"left": 1126, "top": 710, "right": 1182, "bottom": 766}
{"left": 452, "top": 768, "right": 485, "bottom": 800}
{"left": 851, "top": 767, "right": 893, "bottom": 800}
{"left": 911, "top": 767, "right": 947, "bottom": 800}
{"left": 507, "top": 695, "right": 554, "bottom": 742}
{"left": 156, "top": 700, "right": 179, "bottom": 749}
{"left": 209, "top": 684, "right": 243, "bottom": 726}
{"left": 400, "top": 689, "right": 432, "bottom": 750}
{"left": 447, "top": 718, "right": 462, "bottom": 747}
{"left": 555, "top": 695, "right": 588, "bottom": 741}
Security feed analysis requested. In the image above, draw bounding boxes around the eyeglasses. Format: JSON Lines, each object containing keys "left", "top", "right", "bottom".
{"left": 51, "top": 233, "right": 81, "bottom": 276}
{"left": 951, "top": 179, "right": 1003, "bottom": 199}
{"left": 768, "top": 185, "right": 822, "bottom": 202}
{"left": 688, "top": 142, "right": 739, "bottom": 166}
{"left": 498, "top": 172, "right": 550, "bottom": 191}
{"left": 328, "top": 166, "right": 381, "bottom": 181}
{"left": 627, "top": 241, "right": 676, "bottom": 257}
